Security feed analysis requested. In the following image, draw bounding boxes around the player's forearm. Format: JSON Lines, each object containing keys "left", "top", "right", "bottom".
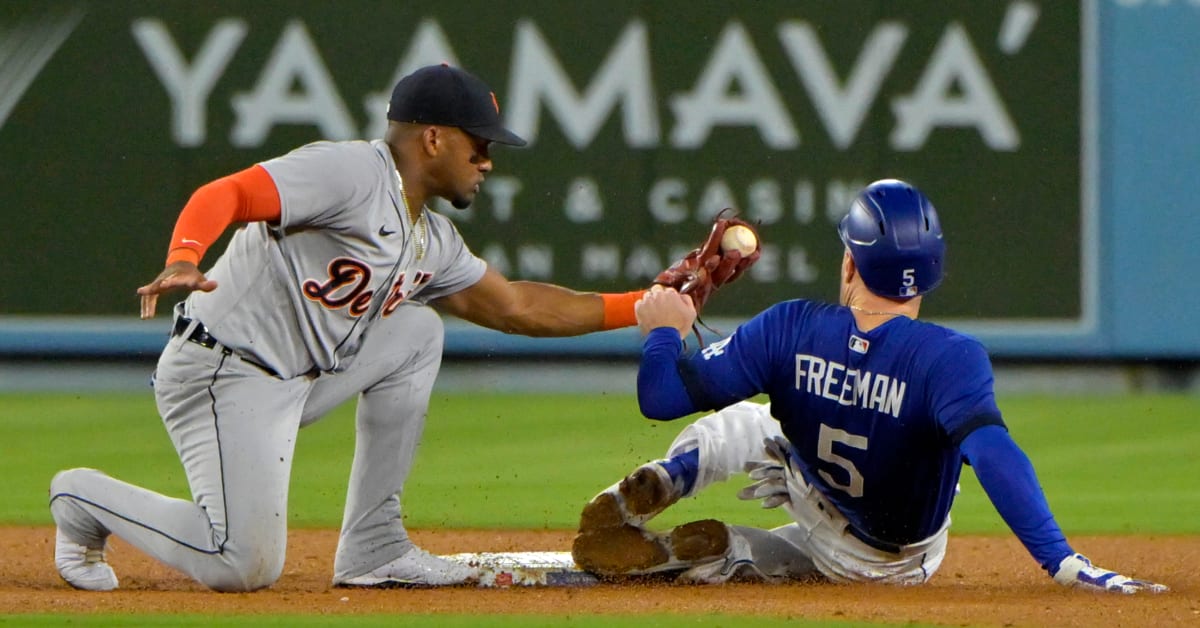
{"left": 480, "top": 282, "right": 607, "bottom": 336}
{"left": 438, "top": 270, "right": 643, "bottom": 336}
{"left": 484, "top": 283, "right": 647, "bottom": 337}
{"left": 637, "top": 328, "right": 696, "bottom": 420}
{"left": 960, "top": 425, "right": 1074, "bottom": 572}
{"left": 165, "top": 165, "right": 281, "bottom": 265}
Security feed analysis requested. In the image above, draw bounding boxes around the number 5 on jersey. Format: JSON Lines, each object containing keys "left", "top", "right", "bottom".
{"left": 817, "top": 423, "right": 868, "bottom": 498}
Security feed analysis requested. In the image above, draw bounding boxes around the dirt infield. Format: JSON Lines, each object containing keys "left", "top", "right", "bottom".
{"left": 2, "top": 526, "right": 1196, "bottom": 626}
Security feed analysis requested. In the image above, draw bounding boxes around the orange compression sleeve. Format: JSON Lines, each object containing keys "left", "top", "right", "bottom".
{"left": 165, "top": 164, "right": 281, "bottom": 265}
{"left": 600, "top": 290, "right": 647, "bottom": 330}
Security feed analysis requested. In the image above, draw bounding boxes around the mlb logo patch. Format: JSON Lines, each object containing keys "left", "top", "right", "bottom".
{"left": 849, "top": 335, "right": 870, "bottom": 354}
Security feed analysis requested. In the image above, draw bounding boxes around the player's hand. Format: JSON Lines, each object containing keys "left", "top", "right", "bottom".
{"left": 136, "top": 261, "right": 217, "bottom": 320}
{"left": 634, "top": 286, "right": 696, "bottom": 337}
{"left": 738, "top": 459, "right": 790, "bottom": 508}
{"left": 737, "top": 436, "right": 801, "bottom": 509}
{"left": 1051, "top": 553, "right": 1168, "bottom": 594}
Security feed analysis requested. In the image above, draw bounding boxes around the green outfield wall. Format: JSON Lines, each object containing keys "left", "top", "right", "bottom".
{"left": 3, "top": 1, "right": 1199, "bottom": 359}
{"left": 0, "top": 1, "right": 1081, "bottom": 320}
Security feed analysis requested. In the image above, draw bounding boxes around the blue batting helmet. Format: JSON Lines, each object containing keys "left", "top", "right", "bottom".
{"left": 838, "top": 179, "right": 945, "bottom": 298}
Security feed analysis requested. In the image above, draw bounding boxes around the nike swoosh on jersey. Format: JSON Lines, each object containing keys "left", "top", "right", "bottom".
{"left": 181, "top": 238, "right": 202, "bottom": 245}
{"left": 378, "top": 226, "right": 396, "bottom": 237}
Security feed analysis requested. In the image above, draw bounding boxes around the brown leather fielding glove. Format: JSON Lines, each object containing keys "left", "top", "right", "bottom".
{"left": 653, "top": 209, "right": 761, "bottom": 314}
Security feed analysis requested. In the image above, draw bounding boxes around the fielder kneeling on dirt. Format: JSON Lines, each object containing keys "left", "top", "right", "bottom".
{"left": 572, "top": 179, "right": 1168, "bottom": 594}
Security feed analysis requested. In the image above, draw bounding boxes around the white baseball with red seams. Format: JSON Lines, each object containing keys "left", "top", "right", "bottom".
{"left": 720, "top": 224, "right": 758, "bottom": 256}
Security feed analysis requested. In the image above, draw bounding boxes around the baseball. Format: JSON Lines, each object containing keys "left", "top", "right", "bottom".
{"left": 721, "top": 225, "right": 758, "bottom": 256}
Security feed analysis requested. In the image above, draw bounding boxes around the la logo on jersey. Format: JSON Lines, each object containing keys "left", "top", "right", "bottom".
{"left": 848, "top": 335, "right": 870, "bottom": 354}
{"left": 701, "top": 335, "right": 733, "bottom": 360}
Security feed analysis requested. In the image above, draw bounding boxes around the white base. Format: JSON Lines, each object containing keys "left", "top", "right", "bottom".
{"left": 443, "top": 552, "right": 599, "bottom": 588}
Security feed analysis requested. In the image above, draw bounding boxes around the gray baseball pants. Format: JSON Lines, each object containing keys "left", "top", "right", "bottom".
{"left": 50, "top": 304, "right": 444, "bottom": 591}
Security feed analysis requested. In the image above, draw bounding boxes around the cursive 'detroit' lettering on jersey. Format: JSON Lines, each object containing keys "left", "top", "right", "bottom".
{"left": 303, "top": 257, "right": 374, "bottom": 316}
{"left": 794, "top": 353, "right": 907, "bottom": 418}
{"left": 382, "top": 271, "right": 433, "bottom": 316}
{"left": 303, "top": 258, "right": 432, "bottom": 318}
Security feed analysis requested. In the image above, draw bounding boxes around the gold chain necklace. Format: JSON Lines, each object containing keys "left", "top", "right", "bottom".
{"left": 395, "top": 172, "right": 427, "bottom": 260}
{"left": 848, "top": 304, "right": 903, "bottom": 318}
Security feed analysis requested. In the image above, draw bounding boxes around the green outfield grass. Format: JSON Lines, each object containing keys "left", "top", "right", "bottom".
{"left": 3, "top": 390, "right": 1197, "bottom": 534}
{"left": 4, "top": 389, "right": 1195, "bottom": 626}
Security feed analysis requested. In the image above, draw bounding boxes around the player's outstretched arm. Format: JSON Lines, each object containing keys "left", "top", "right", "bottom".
{"left": 633, "top": 288, "right": 701, "bottom": 420}
{"left": 435, "top": 266, "right": 623, "bottom": 336}
{"left": 960, "top": 425, "right": 1168, "bottom": 594}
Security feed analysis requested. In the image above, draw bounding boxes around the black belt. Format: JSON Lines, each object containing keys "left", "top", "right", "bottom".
{"left": 171, "top": 316, "right": 280, "bottom": 378}
{"left": 171, "top": 315, "right": 220, "bottom": 349}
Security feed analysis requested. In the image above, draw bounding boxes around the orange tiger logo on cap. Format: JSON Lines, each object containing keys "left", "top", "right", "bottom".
{"left": 490, "top": 92, "right": 499, "bottom": 113}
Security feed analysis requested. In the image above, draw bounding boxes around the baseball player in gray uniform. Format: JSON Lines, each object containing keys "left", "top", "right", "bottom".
{"left": 48, "top": 64, "right": 647, "bottom": 592}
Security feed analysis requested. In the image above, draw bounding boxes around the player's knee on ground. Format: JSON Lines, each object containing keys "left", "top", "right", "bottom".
{"left": 51, "top": 468, "right": 286, "bottom": 592}
{"left": 49, "top": 468, "right": 110, "bottom": 540}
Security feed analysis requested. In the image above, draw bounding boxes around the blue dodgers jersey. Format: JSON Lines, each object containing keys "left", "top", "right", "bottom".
{"left": 682, "top": 299, "right": 1004, "bottom": 547}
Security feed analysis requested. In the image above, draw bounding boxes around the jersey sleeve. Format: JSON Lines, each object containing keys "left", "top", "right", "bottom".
{"left": 960, "top": 425, "right": 1074, "bottom": 571}
{"left": 674, "top": 302, "right": 793, "bottom": 410}
{"left": 166, "top": 165, "right": 281, "bottom": 265}
{"left": 258, "top": 141, "right": 378, "bottom": 229}
{"left": 407, "top": 212, "right": 487, "bottom": 303}
{"left": 636, "top": 327, "right": 695, "bottom": 419}
{"left": 636, "top": 304, "right": 792, "bottom": 420}
{"left": 926, "top": 336, "right": 1005, "bottom": 445}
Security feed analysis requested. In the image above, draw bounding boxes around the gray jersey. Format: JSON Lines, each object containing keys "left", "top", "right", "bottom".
{"left": 187, "top": 139, "right": 486, "bottom": 378}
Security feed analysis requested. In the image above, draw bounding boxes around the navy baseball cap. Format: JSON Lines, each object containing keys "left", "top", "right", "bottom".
{"left": 387, "top": 64, "right": 527, "bottom": 147}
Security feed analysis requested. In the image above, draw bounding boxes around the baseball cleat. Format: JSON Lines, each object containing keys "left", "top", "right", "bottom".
{"left": 578, "top": 461, "right": 683, "bottom": 531}
{"left": 572, "top": 519, "right": 731, "bottom": 577}
{"left": 334, "top": 546, "right": 481, "bottom": 588}
{"left": 572, "top": 524, "right": 670, "bottom": 575}
{"left": 670, "top": 519, "right": 731, "bottom": 561}
{"left": 54, "top": 529, "right": 118, "bottom": 591}
{"left": 675, "top": 524, "right": 761, "bottom": 584}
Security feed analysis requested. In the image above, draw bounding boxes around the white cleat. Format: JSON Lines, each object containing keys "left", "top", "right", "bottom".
{"left": 54, "top": 529, "right": 118, "bottom": 591}
{"left": 335, "top": 546, "right": 481, "bottom": 588}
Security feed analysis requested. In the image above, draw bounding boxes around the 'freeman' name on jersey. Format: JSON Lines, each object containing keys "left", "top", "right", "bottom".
{"left": 795, "top": 354, "right": 907, "bottom": 419}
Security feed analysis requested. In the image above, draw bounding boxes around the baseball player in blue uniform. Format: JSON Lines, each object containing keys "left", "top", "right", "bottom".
{"left": 48, "top": 64, "right": 650, "bottom": 592}
{"left": 573, "top": 179, "right": 1168, "bottom": 593}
